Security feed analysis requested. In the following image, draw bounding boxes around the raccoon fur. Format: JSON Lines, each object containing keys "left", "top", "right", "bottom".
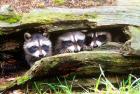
{"left": 23, "top": 32, "right": 52, "bottom": 67}
{"left": 55, "top": 31, "right": 86, "bottom": 54}
{"left": 86, "top": 31, "right": 112, "bottom": 48}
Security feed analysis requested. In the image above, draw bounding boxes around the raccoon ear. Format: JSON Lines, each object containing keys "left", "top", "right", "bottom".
{"left": 24, "top": 33, "right": 31, "bottom": 40}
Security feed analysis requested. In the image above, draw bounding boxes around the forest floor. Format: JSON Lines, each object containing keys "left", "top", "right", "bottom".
{"left": 0, "top": 0, "right": 116, "bottom": 13}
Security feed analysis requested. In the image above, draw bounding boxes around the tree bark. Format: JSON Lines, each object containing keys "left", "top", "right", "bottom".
{"left": 1, "top": 44, "right": 140, "bottom": 91}
{"left": 0, "top": 0, "right": 140, "bottom": 92}
{"left": 0, "top": 3, "right": 140, "bottom": 34}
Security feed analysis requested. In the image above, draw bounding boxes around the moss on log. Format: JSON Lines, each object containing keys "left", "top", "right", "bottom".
{"left": 1, "top": 48, "right": 140, "bottom": 91}
{"left": 0, "top": 0, "right": 140, "bottom": 92}
{"left": 0, "top": 3, "right": 140, "bottom": 34}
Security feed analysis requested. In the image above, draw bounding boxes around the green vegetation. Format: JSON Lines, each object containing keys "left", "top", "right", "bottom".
{"left": 32, "top": 77, "right": 75, "bottom": 94}
{"left": 0, "top": 14, "right": 21, "bottom": 23}
{"left": 53, "top": 0, "right": 65, "bottom": 6}
{"left": 28, "top": 66, "right": 140, "bottom": 94}
{"left": 21, "top": 12, "right": 77, "bottom": 24}
{"left": 17, "top": 75, "right": 32, "bottom": 85}
{"left": 0, "top": 30, "right": 5, "bottom": 35}
{"left": 21, "top": 10, "right": 98, "bottom": 24}
{"left": 84, "top": 13, "right": 98, "bottom": 19}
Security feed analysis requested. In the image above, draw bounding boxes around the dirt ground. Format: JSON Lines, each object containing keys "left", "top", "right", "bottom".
{"left": 0, "top": 0, "right": 116, "bottom": 13}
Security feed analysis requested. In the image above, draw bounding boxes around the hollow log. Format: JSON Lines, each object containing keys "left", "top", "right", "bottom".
{"left": 1, "top": 46, "right": 140, "bottom": 91}
{"left": 0, "top": 0, "right": 140, "bottom": 92}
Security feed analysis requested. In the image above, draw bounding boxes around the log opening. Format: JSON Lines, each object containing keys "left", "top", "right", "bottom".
{"left": 0, "top": 24, "right": 139, "bottom": 92}
{"left": 0, "top": 24, "right": 130, "bottom": 75}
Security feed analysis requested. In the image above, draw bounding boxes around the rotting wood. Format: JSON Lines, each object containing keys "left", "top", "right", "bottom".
{"left": 0, "top": 4, "right": 140, "bottom": 34}
{"left": 120, "top": 26, "right": 140, "bottom": 56}
{"left": 0, "top": 0, "right": 140, "bottom": 92}
{"left": 1, "top": 44, "right": 140, "bottom": 91}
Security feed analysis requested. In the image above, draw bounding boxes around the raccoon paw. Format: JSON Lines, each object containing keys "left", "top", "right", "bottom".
{"left": 83, "top": 46, "right": 93, "bottom": 51}
{"left": 60, "top": 49, "right": 72, "bottom": 54}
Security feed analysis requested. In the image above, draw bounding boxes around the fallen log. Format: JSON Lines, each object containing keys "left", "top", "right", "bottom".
{"left": 1, "top": 45, "right": 140, "bottom": 91}
{"left": 0, "top": 0, "right": 140, "bottom": 92}
{"left": 0, "top": 0, "right": 140, "bottom": 34}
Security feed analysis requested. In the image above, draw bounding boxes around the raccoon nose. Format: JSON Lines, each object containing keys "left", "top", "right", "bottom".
{"left": 90, "top": 42, "right": 98, "bottom": 48}
{"left": 74, "top": 47, "right": 81, "bottom": 52}
{"left": 93, "top": 44, "right": 98, "bottom": 48}
{"left": 74, "top": 45, "right": 81, "bottom": 52}
{"left": 74, "top": 49, "right": 79, "bottom": 52}
{"left": 39, "top": 54, "right": 44, "bottom": 58}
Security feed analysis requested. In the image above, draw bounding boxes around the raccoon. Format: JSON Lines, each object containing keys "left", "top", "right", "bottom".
{"left": 86, "top": 31, "right": 112, "bottom": 48}
{"left": 55, "top": 31, "right": 86, "bottom": 54}
{"left": 23, "top": 32, "right": 52, "bottom": 67}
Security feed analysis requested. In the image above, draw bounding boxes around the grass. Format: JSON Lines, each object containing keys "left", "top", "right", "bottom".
{"left": 31, "top": 65, "right": 140, "bottom": 94}
{"left": 32, "top": 76, "right": 75, "bottom": 94}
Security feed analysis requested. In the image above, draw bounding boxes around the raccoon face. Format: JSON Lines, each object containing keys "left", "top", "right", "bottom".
{"left": 23, "top": 33, "right": 52, "bottom": 58}
{"left": 56, "top": 31, "right": 85, "bottom": 54}
{"left": 86, "top": 32, "right": 112, "bottom": 48}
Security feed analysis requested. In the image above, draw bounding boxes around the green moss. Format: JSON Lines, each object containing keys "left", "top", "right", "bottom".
{"left": 17, "top": 75, "right": 32, "bottom": 85}
{"left": 53, "top": 0, "right": 65, "bottom": 6}
{"left": 0, "top": 14, "right": 21, "bottom": 23}
{"left": 20, "top": 8, "right": 99, "bottom": 24}
{"left": 84, "top": 13, "right": 98, "bottom": 19}
{"left": 0, "top": 30, "right": 5, "bottom": 35}
{"left": 21, "top": 11, "right": 98, "bottom": 25}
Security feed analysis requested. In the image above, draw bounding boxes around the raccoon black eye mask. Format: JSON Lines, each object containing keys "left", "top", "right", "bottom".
{"left": 23, "top": 32, "right": 52, "bottom": 67}
{"left": 55, "top": 31, "right": 86, "bottom": 54}
{"left": 23, "top": 31, "right": 111, "bottom": 66}
{"left": 86, "top": 32, "right": 112, "bottom": 48}
{"left": 27, "top": 45, "right": 49, "bottom": 54}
